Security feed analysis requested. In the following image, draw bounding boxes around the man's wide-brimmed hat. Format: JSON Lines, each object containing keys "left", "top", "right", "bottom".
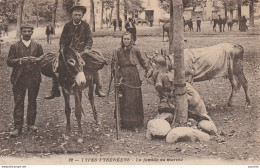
{"left": 69, "top": 3, "right": 87, "bottom": 14}
{"left": 20, "top": 24, "right": 34, "bottom": 30}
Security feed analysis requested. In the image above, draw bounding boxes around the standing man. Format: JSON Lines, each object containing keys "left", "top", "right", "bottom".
{"left": 188, "top": 19, "right": 193, "bottom": 31}
{"left": 218, "top": 15, "right": 222, "bottom": 32}
{"left": 125, "top": 18, "right": 137, "bottom": 45}
{"left": 45, "top": 3, "right": 105, "bottom": 99}
{"left": 113, "top": 19, "right": 117, "bottom": 31}
{"left": 46, "top": 24, "right": 54, "bottom": 44}
{"left": 196, "top": 17, "right": 201, "bottom": 32}
{"left": 7, "top": 24, "right": 43, "bottom": 137}
{"left": 118, "top": 18, "right": 122, "bottom": 31}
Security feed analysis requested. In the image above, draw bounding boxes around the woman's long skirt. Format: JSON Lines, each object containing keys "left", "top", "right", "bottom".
{"left": 119, "top": 65, "right": 144, "bottom": 129}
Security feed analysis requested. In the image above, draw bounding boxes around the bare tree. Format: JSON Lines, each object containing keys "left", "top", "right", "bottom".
{"left": 249, "top": 0, "right": 254, "bottom": 26}
{"left": 116, "top": 0, "right": 120, "bottom": 27}
{"left": 16, "top": 0, "right": 25, "bottom": 39}
{"left": 100, "top": 0, "right": 105, "bottom": 29}
{"left": 169, "top": 0, "right": 188, "bottom": 125}
{"left": 52, "top": 0, "right": 58, "bottom": 31}
{"left": 36, "top": 0, "right": 39, "bottom": 27}
{"left": 90, "top": 0, "right": 95, "bottom": 32}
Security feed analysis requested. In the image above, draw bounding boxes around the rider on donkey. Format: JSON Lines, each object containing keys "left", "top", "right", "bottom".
{"left": 45, "top": 3, "right": 106, "bottom": 99}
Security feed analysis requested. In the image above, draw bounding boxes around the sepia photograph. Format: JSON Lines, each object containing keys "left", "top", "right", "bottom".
{"left": 0, "top": 0, "right": 259, "bottom": 166}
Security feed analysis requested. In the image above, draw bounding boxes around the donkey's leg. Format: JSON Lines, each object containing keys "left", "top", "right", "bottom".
{"left": 88, "top": 84, "right": 100, "bottom": 125}
{"left": 75, "top": 91, "right": 83, "bottom": 143}
{"left": 62, "top": 88, "right": 71, "bottom": 140}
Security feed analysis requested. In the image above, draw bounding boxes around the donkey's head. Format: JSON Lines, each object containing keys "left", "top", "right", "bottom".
{"left": 60, "top": 48, "right": 86, "bottom": 88}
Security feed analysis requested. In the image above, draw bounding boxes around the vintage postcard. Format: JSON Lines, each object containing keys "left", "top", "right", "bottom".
{"left": 0, "top": 0, "right": 259, "bottom": 167}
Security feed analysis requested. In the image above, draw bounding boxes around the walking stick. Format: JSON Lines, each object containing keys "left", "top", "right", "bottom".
{"left": 112, "top": 52, "right": 120, "bottom": 140}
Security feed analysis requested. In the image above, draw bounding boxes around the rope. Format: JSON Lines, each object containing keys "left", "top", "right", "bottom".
{"left": 120, "top": 82, "right": 142, "bottom": 89}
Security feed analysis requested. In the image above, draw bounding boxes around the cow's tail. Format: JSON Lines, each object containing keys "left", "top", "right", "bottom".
{"left": 230, "top": 44, "right": 244, "bottom": 92}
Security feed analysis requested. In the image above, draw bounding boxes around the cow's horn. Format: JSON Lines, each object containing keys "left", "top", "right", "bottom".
{"left": 161, "top": 49, "right": 164, "bottom": 55}
{"left": 145, "top": 52, "right": 152, "bottom": 59}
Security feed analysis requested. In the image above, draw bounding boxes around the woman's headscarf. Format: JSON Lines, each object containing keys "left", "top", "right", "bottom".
{"left": 121, "top": 31, "right": 133, "bottom": 49}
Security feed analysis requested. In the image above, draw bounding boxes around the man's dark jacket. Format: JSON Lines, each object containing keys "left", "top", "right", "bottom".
{"left": 60, "top": 20, "right": 93, "bottom": 51}
{"left": 7, "top": 40, "right": 43, "bottom": 85}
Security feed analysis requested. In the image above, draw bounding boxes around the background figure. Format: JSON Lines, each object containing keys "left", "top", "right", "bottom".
{"left": 2, "top": 23, "right": 8, "bottom": 36}
{"left": 113, "top": 19, "right": 117, "bottom": 31}
{"left": 125, "top": 18, "right": 137, "bottom": 44}
{"left": 46, "top": 24, "right": 54, "bottom": 44}
{"left": 240, "top": 16, "right": 247, "bottom": 32}
{"left": 6, "top": 24, "right": 43, "bottom": 137}
{"left": 118, "top": 18, "right": 122, "bottom": 31}
{"left": 112, "top": 32, "right": 148, "bottom": 130}
{"left": 188, "top": 19, "right": 193, "bottom": 31}
{"left": 218, "top": 15, "right": 222, "bottom": 32}
{"left": 196, "top": 17, "right": 201, "bottom": 32}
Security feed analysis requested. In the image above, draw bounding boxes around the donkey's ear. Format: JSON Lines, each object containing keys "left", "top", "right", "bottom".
{"left": 161, "top": 49, "right": 164, "bottom": 55}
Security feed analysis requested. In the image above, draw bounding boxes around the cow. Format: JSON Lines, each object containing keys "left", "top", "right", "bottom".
{"left": 145, "top": 43, "right": 251, "bottom": 107}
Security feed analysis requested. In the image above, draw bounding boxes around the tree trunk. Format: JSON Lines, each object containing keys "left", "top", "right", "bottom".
{"left": 100, "top": 1, "right": 104, "bottom": 29}
{"left": 36, "top": 0, "right": 39, "bottom": 27}
{"left": 237, "top": 2, "right": 241, "bottom": 20}
{"left": 124, "top": 0, "right": 127, "bottom": 25}
{"left": 116, "top": 0, "right": 120, "bottom": 27}
{"left": 238, "top": 1, "right": 242, "bottom": 30}
{"left": 90, "top": 0, "right": 95, "bottom": 32}
{"left": 230, "top": 9, "right": 233, "bottom": 20}
{"left": 16, "top": 0, "right": 25, "bottom": 39}
{"left": 109, "top": 7, "right": 114, "bottom": 28}
{"left": 224, "top": 7, "right": 227, "bottom": 18}
{"left": 249, "top": 0, "right": 254, "bottom": 27}
{"left": 52, "top": 0, "right": 58, "bottom": 31}
{"left": 170, "top": 0, "right": 188, "bottom": 125}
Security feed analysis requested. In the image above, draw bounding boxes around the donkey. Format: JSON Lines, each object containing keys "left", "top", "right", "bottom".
{"left": 57, "top": 47, "right": 99, "bottom": 143}
{"left": 145, "top": 43, "right": 251, "bottom": 107}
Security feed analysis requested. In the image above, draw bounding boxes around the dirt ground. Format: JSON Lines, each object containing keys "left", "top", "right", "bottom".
{"left": 0, "top": 21, "right": 260, "bottom": 164}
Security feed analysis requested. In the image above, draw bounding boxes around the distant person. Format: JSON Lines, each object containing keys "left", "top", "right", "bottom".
{"left": 2, "top": 23, "right": 8, "bottom": 36}
{"left": 7, "top": 24, "right": 43, "bottom": 137}
{"left": 218, "top": 15, "right": 223, "bottom": 32}
{"left": 106, "top": 18, "right": 109, "bottom": 29}
{"left": 125, "top": 18, "right": 137, "bottom": 44}
{"left": 196, "top": 17, "right": 201, "bottom": 32}
{"left": 0, "top": 31, "right": 3, "bottom": 54}
{"left": 118, "top": 18, "right": 122, "bottom": 31}
{"left": 188, "top": 19, "right": 193, "bottom": 31}
{"left": 46, "top": 24, "right": 54, "bottom": 44}
{"left": 113, "top": 19, "right": 117, "bottom": 31}
{"left": 240, "top": 16, "right": 247, "bottom": 32}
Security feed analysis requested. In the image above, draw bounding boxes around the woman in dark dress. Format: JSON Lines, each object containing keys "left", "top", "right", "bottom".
{"left": 113, "top": 32, "right": 148, "bottom": 130}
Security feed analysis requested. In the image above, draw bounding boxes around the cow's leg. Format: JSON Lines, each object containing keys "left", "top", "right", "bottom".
{"left": 227, "top": 67, "right": 236, "bottom": 106}
{"left": 89, "top": 83, "right": 100, "bottom": 125}
{"left": 62, "top": 88, "right": 71, "bottom": 140}
{"left": 236, "top": 73, "right": 250, "bottom": 106}
{"left": 75, "top": 91, "right": 83, "bottom": 143}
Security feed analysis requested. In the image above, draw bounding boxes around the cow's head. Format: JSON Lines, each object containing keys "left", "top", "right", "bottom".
{"left": 145, "top": 49, "right": 174, "bottom": 80}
